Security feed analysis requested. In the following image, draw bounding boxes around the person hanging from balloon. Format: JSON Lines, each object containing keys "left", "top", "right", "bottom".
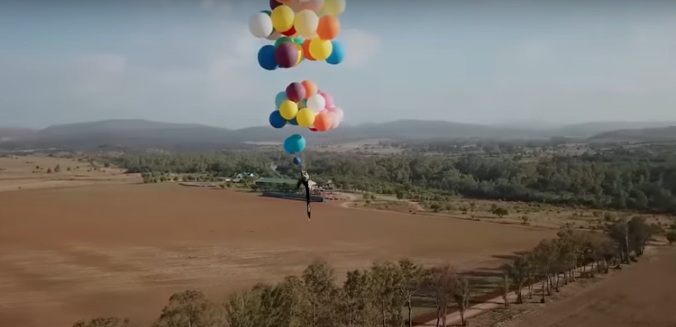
{"left": 296, "top": 167, "right": 312, "bottom": 220}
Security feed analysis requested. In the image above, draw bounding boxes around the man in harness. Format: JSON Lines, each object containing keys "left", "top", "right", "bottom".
{"left": 296, "top": 169, "right": 312, "bottom": 220}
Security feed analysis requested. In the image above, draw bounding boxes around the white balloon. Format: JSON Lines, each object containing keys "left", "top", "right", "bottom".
{"left": 266, "top": 31, "right": 281, "bottom": 41}
{"left": 248, "top": 13, "right": 273, "bottom": 38}
{"left": 306, "top": 93, "right": 326, "bottom": 111}
{"left": 294, "top": 10, "right": 319, "bottom": 38}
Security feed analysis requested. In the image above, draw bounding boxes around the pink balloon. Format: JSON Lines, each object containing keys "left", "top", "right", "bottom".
{"left": 318, "top": 90, "right": 334, "bottom": 109}
{"left": 298, "top": 0, "right": 324, "bottom": 12}
{"left": 329, "top": 107, "right": 343, "bottom": 129}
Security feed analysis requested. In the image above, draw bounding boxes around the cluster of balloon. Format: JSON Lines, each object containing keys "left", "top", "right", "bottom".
{"left": 249, "top": 0, "right": 347, "bottom": 70}
{"left": 269, "top": 80, "right": 345, "bottom": 162}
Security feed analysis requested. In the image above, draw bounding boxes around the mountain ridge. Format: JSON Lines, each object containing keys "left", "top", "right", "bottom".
{"left": 2, "top": 119, "right": 676, "bottom": 150}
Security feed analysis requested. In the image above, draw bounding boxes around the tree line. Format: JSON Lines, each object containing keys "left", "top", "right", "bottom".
{"left": 73, "top": 216, "right": 660, "bottom": 327}
{"left": 100, "top": 144, "right": 676, "bottom": 214}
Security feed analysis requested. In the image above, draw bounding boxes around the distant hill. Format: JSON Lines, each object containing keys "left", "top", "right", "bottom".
{"left": 2, "top": 119, "right": 676, "bottom": 150}
{"left": 551, "top": 121, "right": 676, "bottom": 138}
{"left": 589, "top": 126, "right": 676, "bottom": 142}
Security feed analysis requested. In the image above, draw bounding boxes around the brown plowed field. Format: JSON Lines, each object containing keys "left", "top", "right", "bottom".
{"left": 502, "top": 246, "right": 676, "bottom": 327}
{"left": 0, "top": 183, "right": 555, "bottom": 326}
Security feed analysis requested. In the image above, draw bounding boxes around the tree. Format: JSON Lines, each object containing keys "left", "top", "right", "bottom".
{"left": 667, "top": 230, "right": 676, "bottom": 245}
{"left": 453, "top": 277, "right": 471, "bottom": 326}
{"left": 72, "top": 317, "right": 134, "bottom": 327}
{"left": 423, "top": 264, "right": 456, "bottom": 327}
{"left": 301, "top": 260, "right": 338, "bottom": 327}
{"left": 338, "top": 269, "right": 372, "bottom": 327}
{"left": 398, "top": 259, "right": 426, "bottom": 327}
{"left": 369, "top": 261, "right": 404, "bottom": 327}
{"left": 503, "top": 255, "right": 530, "bottom": 304}
{"left": 532, "top": 240, "right": 555, "bottom": 303}
{"left": 500, "top": 270, "right": 509, "bottom": 308}
{"left": 628, "top": 216, "right": 652, "bottom": 256}
{"left": 153, "top": 290, "right": 222, "bottom": 327}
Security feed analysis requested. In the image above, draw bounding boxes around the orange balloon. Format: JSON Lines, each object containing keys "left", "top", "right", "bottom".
{"left": 313, "top": 110, "right": 333, "bottom": 131}
{"left": 302, "top": 80, "right": 317, "bottom": 97}
{"left": 302, "top": 39, "right": 316, "bottom": 60}
{"left": 317, "top": 15, "right": 340, "bottom": 40}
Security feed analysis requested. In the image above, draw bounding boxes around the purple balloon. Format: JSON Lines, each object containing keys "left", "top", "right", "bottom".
{"left": 286, "top": 82, "right": 306, "bottom": 102}
{"left": 275, "top": 43, "right": 298, "bottom": 69}
{"left": 270, "top": 0, "right": 281, "bottom": 10}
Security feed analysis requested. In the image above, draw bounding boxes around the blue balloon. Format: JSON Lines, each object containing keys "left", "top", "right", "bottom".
{"left": 283, "top": 134, "right": 306, "bottom": 154}
{"left": 269, "top": 110, "right": 286, "bottom": 129}
{"left": 293, "top": 156, "right": 302, "bottom": 165}
{"left": 275, "top": 91, "right": 287, "bottom": 108}
{"left": 289, "top": 117, "right": 299, "bottom": 125}
{"left": 326, "top": 41, "right": 345, "bottom": 65}
{"left": 258, "top": 45, "right": 278, "bottom": 70}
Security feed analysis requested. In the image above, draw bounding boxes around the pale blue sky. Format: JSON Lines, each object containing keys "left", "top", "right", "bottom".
{"left": 1, "top": 0, "right": 675, "bottom": 129}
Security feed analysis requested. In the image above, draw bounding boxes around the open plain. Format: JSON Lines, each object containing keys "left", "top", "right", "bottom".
{"left": 0, "top": 178, "right": 556, "bottom": 326}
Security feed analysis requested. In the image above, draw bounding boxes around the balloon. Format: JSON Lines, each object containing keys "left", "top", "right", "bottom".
{"left": 306, "top": 93, "right": 326, "bottom": 111}
{"left": 266, "top": 31, "right": 282, "bottom": 41}
{"left": 275, "top": 36, "right": 293, "bottom": 47}
{"left": 309, "top": 127, "right": 318, "bottom": 132}
{"left": 326, "top": 40, "right": 345, "bottom": 64}
{"left": 329, "top": 107, "right": 344, "bottom": 128}
{"left": 320, "top": 0, "right": 345, "bottom": 16}
{"left": 293, "top": 156, "right": 302, "bottom": 165}
{"left": 298, "top": 99, "right": 308, "bottom": 108}
{"left": 286, "top": 82, "right": 306, "bottom": 102}
{"left": 293, "top": 42, "right": 303, "bottom": 66}
{"left": 294, "top": 10, "right": 319, "bottom": 38}
{"left": 270, "top": 0, "right": 282, "bottom": 10}
{"left": 275, "top": 91, "right": 288, "bottom": 108}
{"left": 301, "top": 80, "right": 317, "bottom": 97}
{"left": 249, "top": 13, "right": 274, "bottom": 38}
{"left": 275, "top": 42, "right": 299, "bottom": 68}
{"left": 293, "top": 37, "right": 305, "bottom": 45}
{"left": 257, "top": 45, "right": 278, "bottom": 70}
{"left": 261, "top": 10, "right": 272, "bottom": 15}
{"left": 289, "top": 117, "right": 299, "bottom": 125}
{"left": 313, "top": 110, "right": 333, "bottom": 131}
{"left": 318, "top": 90, "right": 334, "bottom": 108}
{"left": 283, "top": 134, "right": 306, "bottom": 154}
{"left": 299, "top": 0, "right": 324, "bottom": 12}
{"left": 302, "top": 39, "right": 316, "bottom": 60}
{"left": 281, "top": 26, "right": 297, "bottom": 37}
{"left": 317, "top": 15, "right": 340, "bottom": 40}
{"left": 279, "top": 100, "right": 299, "bottom": 120}
{"left": 269, "top": 110, "right": 286, "bottom": 129}
{"left": 271, "top": 5, "right": 295, "bottom": 33}
{"left": 308, "top": 38, "right": 333, "bottom": 60}
{"left": 296, "top": 108, "right": 316, "bottom": 127}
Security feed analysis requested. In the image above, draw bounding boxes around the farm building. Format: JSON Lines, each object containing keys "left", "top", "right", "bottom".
{"left": 255, "top": 177, "right": 317, "bottom": 191}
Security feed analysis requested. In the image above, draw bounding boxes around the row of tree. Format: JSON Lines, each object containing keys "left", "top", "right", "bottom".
{"left": 100, "top": 144, "right": 676, "bottom": 214}
{"left": 73, "top": 216, "right": 658, "bottom": 327}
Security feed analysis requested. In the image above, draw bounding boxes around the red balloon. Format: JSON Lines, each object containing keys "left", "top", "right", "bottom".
{"left": 310, "top": 127, "right": 318, "bottom": 132}
{"left": 281, "top": 26, "right": 296, "bottom": 36}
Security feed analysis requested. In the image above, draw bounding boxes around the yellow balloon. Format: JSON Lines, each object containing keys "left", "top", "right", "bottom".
{"left": 271, "top": 5, "right": 295, "bottom": 33}
{"left": 294, "top": 10, "right": 319, "bottom": 38}
{"left": 320, "top": 0, "right": 346, "bottom": 16}
{"left": 309, "top": 38, "right": 333, "bottom": 60}
{"left": 279, "top": 100, "right": 299, "bottom": 120}
{"left": 296, "top": 108, "right": 316, "bottom": 127}
{"left": 293, "top": 43, "right": 303, "bottom": 66}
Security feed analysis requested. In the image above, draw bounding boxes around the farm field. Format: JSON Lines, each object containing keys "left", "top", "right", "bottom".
{"left": 0, "top": 183, "right": 556, "bottom": 327}
{"left": 0, "top": 155, "right": 139, "bottom": 192}
{"left": 490, "top": 246, "right": 676, "bottom": 327}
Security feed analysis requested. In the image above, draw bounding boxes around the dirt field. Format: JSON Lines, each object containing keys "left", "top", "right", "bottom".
{"left": 489, "top": 246, "right": 676, "bottom": 327}
{"left": 0, "top": 155, "right": 139, "bottom": 192}
{"left": 0, "top": 183, "right": 556, "bottom": 327}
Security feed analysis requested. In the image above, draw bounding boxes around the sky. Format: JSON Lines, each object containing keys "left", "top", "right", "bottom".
{"left": 1, "top": 0, "right": 675, "bottom": 129}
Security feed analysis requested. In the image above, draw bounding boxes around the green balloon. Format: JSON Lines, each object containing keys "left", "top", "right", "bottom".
{"left": 260, "top": 10, "right": 271, "bottom": 16}
{"left": 275, "top": 37, "right": 292, "bottom": 48}
{"left": 293, "top": 37, "right": 304, "bottom": 45}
